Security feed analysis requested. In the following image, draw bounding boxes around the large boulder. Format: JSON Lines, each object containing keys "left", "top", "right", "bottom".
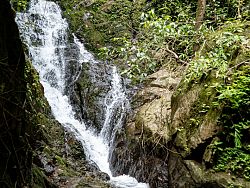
{"left": 110, "top": 63, "right": 184, "bottom": 187}
{"left": 110, "top": 35, "right": 250, "bottom": 187}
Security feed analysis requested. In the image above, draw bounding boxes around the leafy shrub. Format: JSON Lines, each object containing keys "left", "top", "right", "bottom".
{"left": 99, "top": 9, "right": 208, "bottom": 83}
{"left": 183, "top": 21, "right": 250, "bottom": 180}
{"left": 186, "top": 26, "right": 247, "bottom": 83}
{"left": 213, "top": 66, "right": 250, "bottom": 180}
{"left": 214, "top": 147, "right": 250, "bottom": 180}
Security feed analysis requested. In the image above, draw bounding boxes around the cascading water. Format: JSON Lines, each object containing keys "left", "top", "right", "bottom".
{"left": 16, "top": 0, "right": 148, "bottom": 187}
{"left": 100, "top": 66, "right": 129, "bottom": 144}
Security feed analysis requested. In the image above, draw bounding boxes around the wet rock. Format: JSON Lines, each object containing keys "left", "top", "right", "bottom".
{"left": 70, "top": 60, "right": 112, "bottom": 131}
{"left": 31, "top": 114, "right": 111, "bottom": 188}
{"left": 110, "top": 63, "right": 183, "bottom": 187}
{"left": 110, "top": 60, "right": 250, "bottom": 187}
{"left": 44, "top": 163, "right": 55, "bottom": 176}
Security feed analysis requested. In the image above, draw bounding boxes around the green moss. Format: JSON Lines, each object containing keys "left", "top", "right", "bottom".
{"left": 11, "top": 0, "right": 29, "bottom": 11}
{"left": 31, "top": 166, "right": 55, "bottom": 188}
{"left": 173, "top": 20, "right": 250, "bottom": 180}
{"left": 32, "top": 167, "right": 47, "bottom": 188}
{"left": 175, "top": 127, "right": 188, "bottom": 154}
{"left": 58, "top": 0, "right": 146, "bottom": 53}
{"left": 55, "top": 155, "right": 66, "bottom": 166}
{"left": 25, "top": 60, "right": 50, "bottom": 115}
{"left": 185, "top": 77, "right": 220, "bottom": 131}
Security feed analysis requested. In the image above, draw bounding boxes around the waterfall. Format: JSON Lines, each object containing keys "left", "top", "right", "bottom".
{"left": 100, "top": 66, "right": 129, "bottom": 143}
{"left": 16, "top": 0, "right": 148, "bottom": 187}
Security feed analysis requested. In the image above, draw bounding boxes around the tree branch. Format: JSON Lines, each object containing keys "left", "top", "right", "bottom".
{"left": 166, "top": 46, "right": 188, "bottom": 65}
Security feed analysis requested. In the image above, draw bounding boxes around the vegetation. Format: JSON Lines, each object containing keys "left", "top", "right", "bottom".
{"left": 55, "top": 0, "right": 249, "bottom": 83}
{"left": 1, "top": 0, "right": 250, "bottom": 186}
{"left": 58, "top": 0, "right": 145, "bottom": 52}
{"left": 58, "top": 0, "right": 250, "bottom": 182}
{"left": 98, "top": 0, "right": 249, "bottom": 83}
{"left": 96, "top": 0, "right": 250, "bottom": 181}
{"left": 214, "top": 64, "right": 250, "bottom": 180}
{"left": 184, "top": 20, "right": 250, "bottom": 180}
{"left": 98, "top": 9, "right": 198, "bottom": 83}
{"left": 11, "top": 0, "right": 28, "bottom": 11}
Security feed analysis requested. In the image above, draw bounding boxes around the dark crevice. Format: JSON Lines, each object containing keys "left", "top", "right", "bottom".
{"left": 185, "top": 137, "right": 214, "bottom": 163}
{"left": 76, "top": 82, "right": 86, "bottom": 121}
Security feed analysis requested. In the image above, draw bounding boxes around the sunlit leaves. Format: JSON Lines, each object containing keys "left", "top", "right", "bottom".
{"left": 186, "top": 30, "right": 247, "bottom": 83}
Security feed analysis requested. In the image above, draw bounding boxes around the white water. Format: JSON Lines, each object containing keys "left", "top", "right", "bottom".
{"left": 16, "top": 0, "right": 148, "bottom": 187}
{"left": 100, "top": 66, "right": 129, "bottom": 144}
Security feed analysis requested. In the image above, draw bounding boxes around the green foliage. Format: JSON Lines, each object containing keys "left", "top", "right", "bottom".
{"left": 212, "top": 50, "right": 250, "bottom": 180}
{"left": 186, "top": 26, "right": 247, "bottom": 83}
{"left": 58, "top": 0, "right": 144, "bottom": 53}
{"left": 59, "top": 0, "right": 249, "bottom": 84}
{"left": 147, "top": 0, "right": 249, "bottom": 23}
{"left": 206, "top": 0, "right": 250, "bottom": 24}
{"left": 214, "top": 147, "right": 250, "bottom": 180}
{"left": 206, "top": 0, "right": 236, "bottom": 23}
{"left": 181, "top": 20, "right": 250, "bottom": 180}
{"left": 11, "top": 0, "right": 28, "bottom": 11}
{"left": 217, "top": 68, "right": 250, "bottom": 110}
{"left": 147, "top": 0, "right": 197, "bottom": 21}
{"left": 99, "top": 9, "right": 206, "bottom": 83}
{"left": 215, "top": 67, "right": 250, "bottom": 147}
{"left": 98, "top": 0, "right": 250, "bottom": 84}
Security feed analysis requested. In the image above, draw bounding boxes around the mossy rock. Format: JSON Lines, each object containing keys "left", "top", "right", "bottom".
{"left": 57, "top": 0, "right": 147, "bottom": 53}
{"left": 32, "top": 166, "right": 56, "bottom": 188}
{"left": 110, "top": 20, "right": 250, "bottom": 187}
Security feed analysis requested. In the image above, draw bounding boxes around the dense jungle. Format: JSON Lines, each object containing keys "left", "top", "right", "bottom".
{"left": 0, "top": 0, "right": 250, "bottom": 187}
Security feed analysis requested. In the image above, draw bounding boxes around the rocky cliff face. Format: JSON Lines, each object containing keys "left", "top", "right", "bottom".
{"left": 109, "top": 65, "right": 244, "bottom": 187}
{"left": 110, "top": 23, "right": 250, "bottom": 187}
{"left": 110, "top": 62, "right": 184, "bottom": 188}
{"left": 0, "top": 1, "right": 30, "bottom": 186}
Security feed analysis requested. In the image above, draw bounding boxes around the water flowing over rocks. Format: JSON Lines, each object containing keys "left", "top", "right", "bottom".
{"left": 0, "top": 1, "right": 110, "bottom": 186}
{"left": 59, "top": 35, "right": 113, "bottom": 131}
{"left": 16, "top": 0, "right": 149, "bottom": 187}
{"left": 70, "top": 60, "right": 112, "bottom": 131}
{"left": 31, "top": 113, "right": 112, "bottom": 188}
{"left": 3, "top": 0, "right": 249, "bottom": 187}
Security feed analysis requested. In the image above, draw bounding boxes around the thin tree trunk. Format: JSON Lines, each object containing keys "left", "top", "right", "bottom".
{"left": 195, "top": 0, "right": 206, "bottom": 30}
{"left": 237, "top": 0, "right": 244, "bottom": 19}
